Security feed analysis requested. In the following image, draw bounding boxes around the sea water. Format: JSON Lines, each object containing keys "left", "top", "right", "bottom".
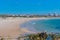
{"left": 20, "top": 18, "right": 60, "bottom": 34}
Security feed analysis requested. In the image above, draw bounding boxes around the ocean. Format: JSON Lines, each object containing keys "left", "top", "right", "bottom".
{"left": 20, "top": 18, "right": 60, "bottom": 34}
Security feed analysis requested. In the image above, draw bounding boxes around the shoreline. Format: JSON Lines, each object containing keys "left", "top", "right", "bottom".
{"left": 0, "top": 17, "right": 60, "bottom": 38}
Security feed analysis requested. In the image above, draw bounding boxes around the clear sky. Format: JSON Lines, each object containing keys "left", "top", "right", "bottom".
{"left": 0, "top": 0, "right": 60, "bottom": 15}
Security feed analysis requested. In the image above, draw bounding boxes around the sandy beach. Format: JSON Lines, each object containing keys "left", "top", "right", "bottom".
{"left": 0, "top": 17, "right": 46, "bottom": 38}
{"left": 0, "top": 17, "right": 60, "bottom": 38}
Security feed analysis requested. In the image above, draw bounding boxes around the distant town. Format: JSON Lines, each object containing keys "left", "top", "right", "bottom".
{"left": 0, "top": 13, "right": 60, "bottom": 18}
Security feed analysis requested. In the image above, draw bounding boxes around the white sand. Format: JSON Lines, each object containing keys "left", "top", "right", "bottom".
{"left": 0, "top": 17, "right": 60, "bottom": 38}
{"left": 0, "top": 17, "right": 46, "bottom": 38}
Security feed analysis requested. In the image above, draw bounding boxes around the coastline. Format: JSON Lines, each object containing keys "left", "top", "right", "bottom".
{"left": 0, "top": 17, "right": 60, "bottom": 38}
{"left": 0, "top": 17, "right": 44, "bottom": 38}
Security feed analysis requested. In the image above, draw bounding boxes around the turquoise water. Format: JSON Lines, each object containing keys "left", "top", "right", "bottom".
{"left": 20, "top": 18, "right": 60, "bottom": 33}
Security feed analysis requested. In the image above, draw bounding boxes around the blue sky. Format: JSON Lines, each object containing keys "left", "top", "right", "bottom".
{"left": 0, "top": 0, "right": 60, "bottom": 15}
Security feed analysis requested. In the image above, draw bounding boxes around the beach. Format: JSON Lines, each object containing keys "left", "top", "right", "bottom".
{"left": 0, "top": 17, "right": 60, "bottom": 39}
{"left": 0, "top": 17, "right": 46, "bottom": 38}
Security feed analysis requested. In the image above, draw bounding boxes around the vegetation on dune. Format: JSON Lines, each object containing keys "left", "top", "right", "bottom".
{"left": 0, "top": 32, "right": 60, "bottom": 40}
{"left": 17, "top": 32, "right": 60, "bottom": 40}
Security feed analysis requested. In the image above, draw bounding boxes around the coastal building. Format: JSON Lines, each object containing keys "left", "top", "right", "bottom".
{"left": 48, "top": 14, "right": 53, "bottom": 17}
{"left": 53, "top": 13, "right": 58, "bottom": 17}
{"left": 48, "top": 13, "right": 59, "bottom": 17}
